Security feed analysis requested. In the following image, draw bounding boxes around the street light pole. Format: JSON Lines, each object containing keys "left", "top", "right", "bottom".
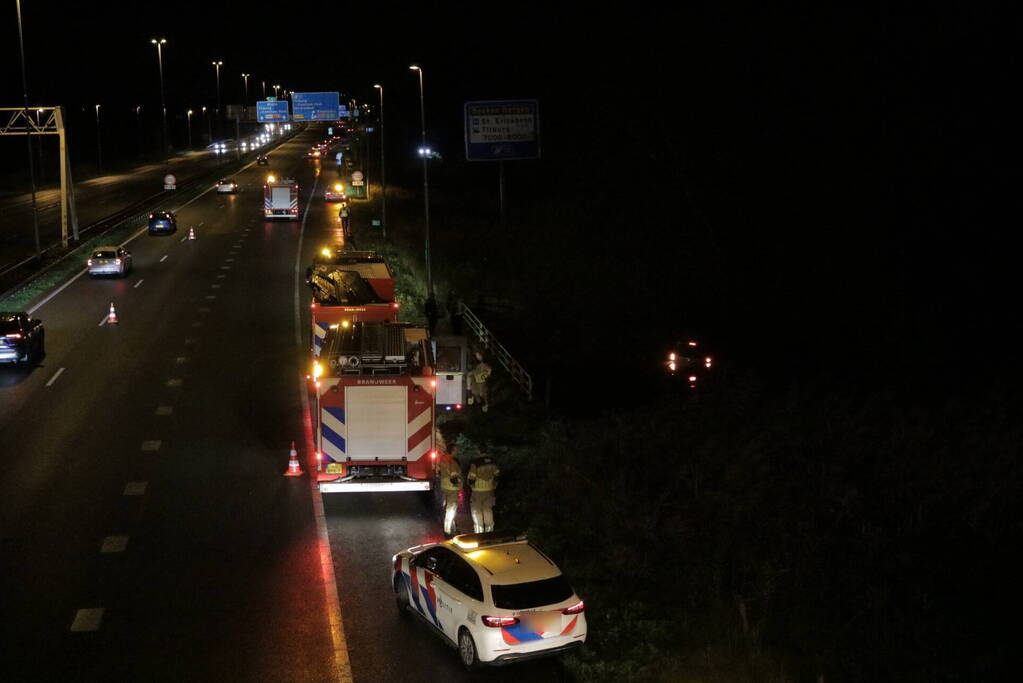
{"left": 16, "top": 0, "right": 41, "bottom": 258}
{"left": 373, "top": 84, "right": 387, "bottom": 240}
{"left": 212, "top": 61, "right": 223, "bottom": 137}
{"left": 409, "top": 65, "right": 432, "bottom": 296}
{"left": 95, "top": 104, "right": 102, "bottom": 173}
{"left": 186, "top": 109, "right": 193, "bottom": 148}
{"left": 203, "top": 106, "right": 211, "bottom": 145}
{"left": 135, "top": 105, "right": 143, "bottom": 157}
{"left": 150, "top": 38, "right": 168, "bottom": 155}
{"left": 261, "top": 80, "right": 266, "bottom": 99}
{"left": 273, "top": 83, "right": 280, "bottom": 98}
{"left": 241, "top": 73, "right": 250, "bottom": 119}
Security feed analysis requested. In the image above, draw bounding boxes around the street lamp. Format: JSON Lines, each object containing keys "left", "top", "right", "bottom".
{"left": 186, "top": 109, "right": 193, "bottom": 148}
{"left": 261, "top": 80, "right": 266, "bottom": 99}
{"left": 409, "top": 64, "right": 432, "bottom": 296}
{"left": 95, "top": 104, "right": 102, "bottom": 173}
{"left": 211, "top": 61, "right": 223, "bottom": 136}
{"left": 135, "top": 105, "right": 143, "bottom": 156}
{"left": 241, "top": 73, "right": 250, "bottom": 115}
{"left": 373, "top": 84, "right": 387, "bottom": 239}
{"left": 150, "top": 38, "right": 168, "bottom": 155}
{"left": 273, "top": 83, "right": 280, "bottom": 98}
{"left": 15, "top": 0, "right": 40, "bottom": 256}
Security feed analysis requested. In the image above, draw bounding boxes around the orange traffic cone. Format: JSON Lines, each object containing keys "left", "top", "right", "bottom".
{"left": 188, "top": 227, "right": 196, "bottom": 240}
{"left": 284, "top": 441, "right": 303, "bottom": 477}
{"left": 107, "top": 302, "right": 118, "bottom": 324}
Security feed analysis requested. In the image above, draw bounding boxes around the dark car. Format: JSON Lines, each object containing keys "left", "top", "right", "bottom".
{"left": 0, "top": 312, "right": 45, "bottom": 365}
{"left": 148, "top": 210, "right": 177, "bottom": 235}
{"left": 257, "top": 154, "right": 270, "bottom": 165}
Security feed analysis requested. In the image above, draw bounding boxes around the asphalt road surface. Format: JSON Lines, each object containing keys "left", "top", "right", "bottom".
{"left": 1, "top": 127, "right": 573, "bottom": 681}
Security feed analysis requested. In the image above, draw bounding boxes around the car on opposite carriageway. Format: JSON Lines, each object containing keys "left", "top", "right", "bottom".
{"left": 0, "top": 312, "right": 45, "bottom": 365}
{"left": 392, "top": 530, "right": 586, "bottom": 670}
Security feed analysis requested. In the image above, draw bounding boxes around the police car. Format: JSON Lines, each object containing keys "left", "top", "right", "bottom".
{"left": 392, "top": 531, "right": 586, "bottom": 670}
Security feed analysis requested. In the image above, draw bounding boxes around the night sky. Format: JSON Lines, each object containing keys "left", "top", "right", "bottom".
{"left": 2, "top": 2, "right": 1014, "bottom": 376}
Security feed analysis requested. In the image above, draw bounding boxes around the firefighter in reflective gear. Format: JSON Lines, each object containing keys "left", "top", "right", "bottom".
{"left": 468, "top": 456, "right": 500, "bottom": 533}
{"left": 466, "top": 351, "right": 492, "bottom": 413}
{"left": 437, "top": 452, "right": 463, "bottom": 536}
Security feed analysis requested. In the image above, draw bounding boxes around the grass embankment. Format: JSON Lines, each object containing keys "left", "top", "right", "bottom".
{"left": 347, "top": 180, "right": 1016, "bottom": 682}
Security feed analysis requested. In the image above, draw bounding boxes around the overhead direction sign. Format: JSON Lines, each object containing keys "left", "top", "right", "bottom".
{"left": 337, "top": 105, "right": 349, "bottom": 119}
{"left": 464, "top": 99, "right": 540, "bottom": 161}
{"left": 292, "top": 92, "right": 340, "bottom": 121}
{"left": 257, "top": 100, "right": 290, "bottom": 122}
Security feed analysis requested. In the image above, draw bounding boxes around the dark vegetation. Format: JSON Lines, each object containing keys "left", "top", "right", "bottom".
{"left": 353, "top": 7, "right": 1016, "bottom": 679}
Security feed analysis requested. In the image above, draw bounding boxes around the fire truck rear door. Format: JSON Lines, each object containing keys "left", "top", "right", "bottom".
{"left": 345, "top": 385, "right": 407, "bottom": 460}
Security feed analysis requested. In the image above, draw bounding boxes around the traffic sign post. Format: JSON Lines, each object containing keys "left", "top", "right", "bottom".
{"left": 349, "top": 170, "right": 366, "bottom": 199}
{"left": 257, "top": 100, "right": 290, "bottom": 123}
{"left": 163, "top": 173, "right": 177, "bottom": 190}
{"left": 464, "top": 100, "right": 540, "bottom": 224}
{"left": 292, "top": 92, "right": 340, "bottom": 122}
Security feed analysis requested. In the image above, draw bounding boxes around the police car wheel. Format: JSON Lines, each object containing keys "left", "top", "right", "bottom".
{"left": 458, "top": 628, "right": 481, "bottom": 671}
{"left": 394, "top": 576, "right": 411, "bottom": 615}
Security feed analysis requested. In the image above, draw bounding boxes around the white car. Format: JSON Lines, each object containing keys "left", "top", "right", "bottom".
{"left": 392, "top": 531, "right": 586, "bottom": 670}
{"left": 87, "top": 246, "right": 132, "bottom": 277}
{"left": 215, "top": 178, "right": 238, "bottom": 193}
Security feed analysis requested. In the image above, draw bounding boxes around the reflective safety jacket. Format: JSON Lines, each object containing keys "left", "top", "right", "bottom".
{"left": 438, "top": 455, "right": 463, "bottom": 492}
{"left": 468, "top": 458, "right": 500, "bottom": 492}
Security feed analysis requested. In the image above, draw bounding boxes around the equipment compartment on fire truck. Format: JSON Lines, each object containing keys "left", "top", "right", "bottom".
{"left": 314, "top": 322, "right": 437, "bottom": 493}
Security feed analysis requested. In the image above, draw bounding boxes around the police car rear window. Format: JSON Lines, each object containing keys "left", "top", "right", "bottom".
{"left": 491, "top": 575, "right": 574, "bottom": 610}
{"left": 1, "top": 319, "right": 21, "bottom": 334}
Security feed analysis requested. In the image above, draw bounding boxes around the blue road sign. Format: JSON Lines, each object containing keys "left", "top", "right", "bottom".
{"left": 292, "top": 92, "right": 340, "bottom": 121}
{"left": 464, "top": 100, "right": 540, "bottom": 161}
{"left": 257, "top": 100, "right": 290, "bottom": 122}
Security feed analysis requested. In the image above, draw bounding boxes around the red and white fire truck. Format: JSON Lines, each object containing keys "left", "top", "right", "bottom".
{"left": 307, "top": 250, "right": 399, "bottom": 355}
{"left": 263, "top": 175, "right": 299, "bottom": 218}
{"left": 312, "top": 321, "right": 437, "bottom": 493}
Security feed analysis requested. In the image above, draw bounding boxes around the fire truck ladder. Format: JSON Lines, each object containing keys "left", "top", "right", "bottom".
{"left": 460, "top": 304, "right": 533, "bottom": 401}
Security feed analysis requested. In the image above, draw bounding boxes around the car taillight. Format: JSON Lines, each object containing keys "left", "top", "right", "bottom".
{"left": 392, "top": 303, "right": 400, "bottom": 309}
{"left": 563, "top": 600, "right": 585, "bottom": 615}
{"left": 481, "top": 616, "right": 519, "bottom": 627}
{"left": 705, "top": 357, "right": 712, "bottom": 368}
{"left": 6, "top": 333, "right": 23, "bottom": 339}
{"left": 115, "top": 259, "right": 121, "bottom": 265}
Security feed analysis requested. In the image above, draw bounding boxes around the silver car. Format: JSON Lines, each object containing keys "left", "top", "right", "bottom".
{"left": 215, "top": 178, "right": 239, "bottom": 193}
{"left": 87, "top": 246, "right": 132, "bottom": 278}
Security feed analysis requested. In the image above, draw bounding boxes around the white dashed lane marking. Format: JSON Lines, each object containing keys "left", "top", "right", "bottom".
{"left": 155, "top": 406, "right": 173, "bottom": 415}
{"left": 70, "top": 608, "right": 104, "bottom": 632}
{"left": 100, "top": 536, "right": 129, "bottom": 553}
{"left": 175, "top": 357, "right": 188, "bottom": 364}
{"left": 205, "top": 295, "right": 217, "bottom": 300}
{"left": 160, "top": 255, "right": 169, "bottom": 263}
{"left": 45, "top": 367, "right": 65, "bottom": 387}
{"left": 166, "top": 378, "right": 183, "bottom": 387}
{"left": 141, "top": 440, "right": 162, "bottom": 452}
{"left": 133, "top": 279, "right": 144, "bottom": 289}
{"left": 123, "top": 482, "right": 148, "bottom": 496}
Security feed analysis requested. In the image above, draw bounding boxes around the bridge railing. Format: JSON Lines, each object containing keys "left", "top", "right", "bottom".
{"left": 460, "top": 304, "right": 533, "bottom": 401}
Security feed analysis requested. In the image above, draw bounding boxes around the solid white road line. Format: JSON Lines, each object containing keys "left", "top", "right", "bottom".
{"left": 133, "top": 279, "right": 144, "bottom": 288}
{"left": 292, "top": 173, "right": 351, "bottom": 682}
{"left": 70, "top": 608, "right": 104, "bottom": 632}
{"left": 160, "top": 255, "right": 169, "bottom": 263}
{"left": 100, "top": 536, "right": 129, "bottom": 553}
{"left": 98, "top": 315, "right": 109, "bottom": 327}
{"left": 45, "top": 367, "right": 66, "bottom": 387}
{"left": 123, "top": 481, "right": 148, "bottom": 496}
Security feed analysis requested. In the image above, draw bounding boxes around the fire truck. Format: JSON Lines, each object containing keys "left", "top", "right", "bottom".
{"left": 263, "top": 175, "right": 299, "bottom": 218}
{"left": 306, "top": 250, "right": 398, "bottom": 355}
{"left": 312, "top": 321, "right": 437, "bottom": 493}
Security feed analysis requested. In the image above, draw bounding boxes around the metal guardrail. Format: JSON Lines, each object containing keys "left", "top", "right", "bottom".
{"left": 461, "top": 303, "right": 533, "bottom": 401}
